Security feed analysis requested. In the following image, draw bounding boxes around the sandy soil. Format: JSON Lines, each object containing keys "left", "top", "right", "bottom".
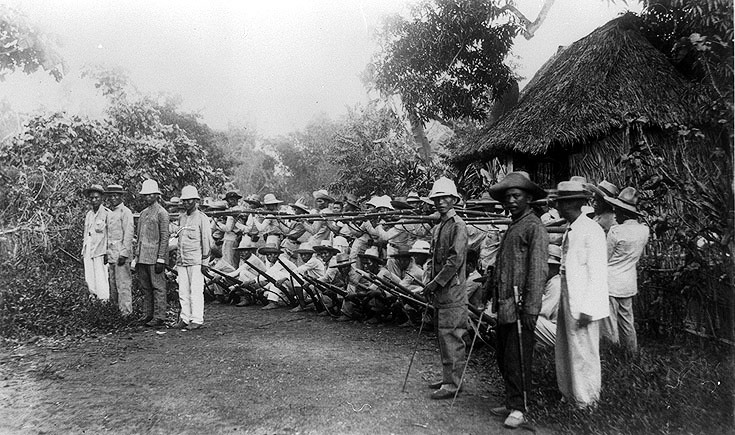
{"left": 0, "top": 304, "right": 548, "bottom": 435}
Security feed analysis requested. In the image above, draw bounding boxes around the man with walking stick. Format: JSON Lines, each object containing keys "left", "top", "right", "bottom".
{"left": 486, "top": 172, "right": 549, "bottom": 428}
{"left": 420, "top": 177, "right": 468, "bottom": 400}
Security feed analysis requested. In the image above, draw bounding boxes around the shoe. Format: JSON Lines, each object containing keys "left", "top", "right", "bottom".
{"left": 316, "top": 310, "right": 330, "bottom": 317}
{"left": 235, "top": 299, "right": 251, "bottom": 307}
{"left": 289, "top": 305, "right": 306, "bottom": 313}
{"left": 145, "top": 319, "right": 165, "bottom": 328}
{"left": 186, "top": 322, "right": 202, "bottom": 331}
{"left": 366, "top": 317, "right": 380, "bottom": 325}
{"left": 430, "top": 385, "right": 459, "bottom": 400}
{"left": 261, "top": 303, "right": 278, "bottom": 310}
{"left": 504, "top": 410, "right": 525, "bottom": 429}
{"left": 427, "top": 380, "right": 443, "bottom": 390}
{"left": 490, "top": 406, "right": 510, "bottom": 417}
{"left": 171, "top": 320, "right": 188, "bottom": 329}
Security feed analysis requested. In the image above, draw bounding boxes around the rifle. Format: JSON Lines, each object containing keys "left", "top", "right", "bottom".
{"left": 301, "top": 274, "right": 348, "bottom": 297}
{"left": 202, "top": 265, "right": 260, "bottom": 299}
{"left": 276, "top": 258, "right": 328, "bottom": 313}
{"left": 355, "top": 269, "right": 430, "bottom": 311}
{"left": 242, "top": 258, "right": 297, "bottom": 306}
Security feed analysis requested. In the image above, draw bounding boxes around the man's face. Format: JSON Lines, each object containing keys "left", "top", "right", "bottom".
{"left": 266, "top": 253, "right": 279, "bottom": 264}
{"left": 239, "top": 250, "right": 253, "bottom": 261}
{"left": 412, "top": 253, "right": 429, "bottom": 266}
{"left": 226, "top": 197, "right": 239, "bottom": 208}
{"left": 503, "top": 188, "right": 531, "bottom": 218}
{"left": 315, "top": 198, "right": 328, "bottom": 210}
{"left": 592, "top": 194, "right": 606, "bottom": 215}
{"left": 182, "top": 198, "right": 198, "bottom": 213}
{"left": 300, "top": 252, "right": 313, "bottom": 263}
{"left": 364, "top": 258, "right": 379, "bottom": 273}
{"left": 331, "top": 203, "right": 343, "bottom": 214}
{"left": 143, "top": 193, "right": 158, "bottom": 206}
{"left": 555, "top": 199, "right": 582, "bottom": 221}
{"left": 318, "top": 251, "right": 334, "bottom": 264}
{"left": 265, "top": 203, "right": 279, "bottom": 211}
{"left": 433, "top": 195, "right": 456, "bottom": 215}
{"left": 107, "top": 193, "right": 123, "bottom": 208}
{"left": 88, "top": 192, "right": 103, "bottom": 210}
{"left": 397, "top": 256, "right": 411, "bottom": 270}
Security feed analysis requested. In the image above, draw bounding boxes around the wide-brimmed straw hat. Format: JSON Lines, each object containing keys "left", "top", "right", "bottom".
{"left": 294, "top": 242, "right": 315, "bottom": 255}
{"left": 83, "top": 184, "right": 105, "bottom": 196}
{"left": 290, "top": 197, "right": 310, "bottom": 213}
{"left": 548, "top": 244, "right": 562, "bottom": 264}
{"left": 312, "top": 189, "right": 334, "bottom": 202}
{"left": 343, "top": 193, "right": 361, "bottom": 209}
{"left": 488, "top": 171, "right": 547, "bottom": 201}
{"left": 588, "top": 180, "right": 619, "bottom": 198}
{"left": 258, "top": 243, "right": 282, "bottom": 255}
{"left": 390, "top": 247, "right": 412, "bottom": 258}
{"left": 358, "top": 246, "right": 384, "bottom": 263}
{"left": 406, "top": 192, "right": 421, "bottom": 203}
{"left": 313, "top": 240, "right": 339, "bottom": 254}
{"left": 604, "top": 187, "right": 642, "bottom": 215}
{"left": 234, "top": 238, "right": 258, "bottom": 250}
{"left": 104, "top": 184, "right": 125, "bottom": 195}
{"left": 262, "top": 193, "right": 283, "bottom": 205}
{"left": 367, "top": 195, "right": 394, "bottom": 210}
{"left": 553, "top": 181, "right": 591, "bottom": 201}
{"left": 408, "top": 240, "right": 431, "bottom": 256}
{"left": 330, "top": 253, "right": 355, "bottom": 268}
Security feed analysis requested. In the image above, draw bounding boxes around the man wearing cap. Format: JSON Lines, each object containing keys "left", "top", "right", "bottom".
{"left": 222, "top": 190, "right": 244, "bottom": 268}
{"left": 105, "top": 184, "right": 134, "bottom": 315}
{"left": 601, "top": 187, "right": 649, "bottom": 354}
{"left": 302, "top": 189, "right": 334, "bottom": 245}
{"left": 589, "top": 180, "right": 620, "bottom": 234}
{"left": 323, "top": 253, "right": 362, "bottom": 316}
{"left": 290, "top": 242, "right": 324, "bottom": 312}
{"left": 203, "top": 244, "right": 236, "bottom": 303}
{"left": 554, "top": 180, "right": 609, "bottom": 409}
{"left": 174, "top": 185, "right": 212, "bottom": 330}
{"left": 227, "top": 238, "right": 267, "bottom": 306}
{"left": 135, "top": 179, "right": 170, "bottom": 327}
{"left": 256, "top": 237, "right": 298, "bottom": 310}
{"left": 486, "top": 171, "right": 549, "bottom": 428}
{"left": 535, "top": 245, "right": 562, "bottom": 347}
{"left": 254, "top": 194, "right": 288, "bottom": 243}
{"left": 421, "top": 176, "right": 469, "bottom": 400}
{"left": 82, "top": 184, "right": 110, "bottom": 301}
{"left": 466, "top": 192, "right": 505, "bottom": 274}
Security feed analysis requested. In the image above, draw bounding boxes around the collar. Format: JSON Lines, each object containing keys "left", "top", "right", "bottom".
{"left": 112, "top": 202, "right": 125, "bottom": 211}
{"left": 440, "top": 208, "right": 457, "bottom": 223}
{"left": 622, "top": 219, "right": 638, "bottom": 225}
{"left": 509, "top": 208, "right": 533, "bottom": 225}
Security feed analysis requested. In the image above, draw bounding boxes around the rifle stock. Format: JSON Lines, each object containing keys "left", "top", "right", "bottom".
{"left": 242, "top": 258, "right": 297, "bottom": 305}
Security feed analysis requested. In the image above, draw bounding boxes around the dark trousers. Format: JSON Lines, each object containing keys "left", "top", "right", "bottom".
{"left": 136, "top": 263, "right": 167, "bottom": 320}
{"left": 496, "top": 322, "right": 535, "bottom": 411}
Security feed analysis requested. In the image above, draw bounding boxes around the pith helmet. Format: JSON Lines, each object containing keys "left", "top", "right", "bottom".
{"left": 180, "top": 185, "right": 201, "bottom": 201}
{"left": 139, "top": 179, "right": 161, "bottom": 195}
{"left": 428, "top": 177, "right": 461, "bottom": 201}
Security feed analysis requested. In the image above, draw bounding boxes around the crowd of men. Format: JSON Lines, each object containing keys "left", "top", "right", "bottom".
{"left": 81, "top": 172, "right": 649, "bottom": 429}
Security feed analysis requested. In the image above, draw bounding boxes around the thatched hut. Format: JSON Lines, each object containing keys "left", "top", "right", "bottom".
{"left": 453, "top": 12, "right": 709, "bottom": 189}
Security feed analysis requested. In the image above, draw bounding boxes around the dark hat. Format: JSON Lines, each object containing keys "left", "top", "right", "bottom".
{"left": 83, "top": 184, "right": 105, "bottom": 196}
{"left": 390, "top": 196, "right": 414, "bottom": 210}
{"left": 258, "top": 243, "right": 282, "bottom": 255}
{"left": 224, "top": 190, "right": 243, "bottom": 200}
{"left": 243, "top": 194, "right": 262, "bottom": 207}
{"left": 488, "top": 172, "right": 547, "bottom": 201}
{"left": 104, "top": 184, "right": 125, "bottom": 194}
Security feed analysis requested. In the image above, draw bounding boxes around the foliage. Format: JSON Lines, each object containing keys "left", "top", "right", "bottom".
{"left": 368, "top": 0, "right": 518, "bottom": 123}
{"left": 0, "top": 5, "right": 64, "bottom": 81}
{"left": 218, "top": 126, "right": 279, "bottom": 195}
{"left": 530, "top": 337, "right": 734, "bottom": 434}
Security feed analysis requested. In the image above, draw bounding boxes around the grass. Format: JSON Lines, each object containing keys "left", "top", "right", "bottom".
{"left": 528, "top": 335, "right": 734, "bottom": 434}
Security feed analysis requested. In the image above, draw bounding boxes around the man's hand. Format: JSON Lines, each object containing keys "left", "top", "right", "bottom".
{"left": 154, "top": 263, "right": 165, "bottom": 274}
{"left": 117, "top": 256, "right": 127, "bottom": 266}
{"left": 420, "top": 281, "right": 439, "bottom": 297}
{"left": 521, "top": 313, "right": 538, "bottom": 331}
{"left": 576, "top": 313, "right": 592, "bottom": 329}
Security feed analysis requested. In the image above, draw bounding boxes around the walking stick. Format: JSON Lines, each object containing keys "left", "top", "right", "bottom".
{"left": 513, "top": 285, "right": 528, "bottom": 411}
{"left": 401, "top": 301, "right": 431, "bottom": 392}
{"left": 451, "top": 309, "right": 483, "bottom": 407}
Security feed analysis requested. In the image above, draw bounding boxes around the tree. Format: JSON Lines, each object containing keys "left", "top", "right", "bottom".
{"left": 0, "top": 5, "right": 64, "bottom": 81}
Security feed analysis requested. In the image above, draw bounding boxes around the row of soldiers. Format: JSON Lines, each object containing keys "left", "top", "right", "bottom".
{"left": 81, "top": 172, "right": 649, "bottom": 428}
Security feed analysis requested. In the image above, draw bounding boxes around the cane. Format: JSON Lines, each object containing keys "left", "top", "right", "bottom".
{"left": 451, "top": 309, "right": 483, "bottom": 407}
{"left": 513, "top": 285, "right": 528, "bottom": 412}
{"left": 401, "top": 302, "right": 431, "bottom": 392}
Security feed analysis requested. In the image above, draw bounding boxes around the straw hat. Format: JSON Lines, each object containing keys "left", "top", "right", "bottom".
{"left": 428, "top": 177, "right": 461, "bottom": 201}
{"left": 83, "top": 184, "right": 105, "bottom": 196}
{"left": 294, "top": 242, "right": 315, "bottom": 255}
{"left": 104, "top": 184, "right": 124, "bottom": 195}
{"left": 390, "top": 247, "right": 412, "bottom": 258}
{"left": 604, "top": 187, "right": 642, "bottom": 215}
{"left": 259, "top": 242, "right": 282, "bottom": 255}
{"left": 243, "top": 194, "right": 262, "bottom": 207}
{"left": 139, "top": 179, "right": 161, "bottom": 195}
{"left": 358, "top": 246, "right": 384, "bottom": 263}
{"left": 408, "top": 240, "right": 431, "bottom": 256}
{"left": 332, "top": 236, "right": 349, "bottom": 251}
{"left": 262, "top": 193, "right": 283, "bottom": 205}
{"left": 290, "top": 197, "right": 310, "bottom": 213}
{"left": 588, "top": 180, "right": 620, "bottom": 198}
{"left": 488, "top": 172, "right": 546, "bottom": 201}
{"left": 369, "top": 195, "right": 394, "bottom": 210}
{"left": 554, "top": 181, "right": 591, "bottom": 201}
{"left": 234, "top": 238, "right": 258, "bottom": 250}
{"left": 312, "top": 189, "right": 334, "bottom": 202}
{"left": 313, "top": 240, "right": 339, "bottom": 254}
{"left": 406, "top": 191, "right": 421, "bottom": 203}
{"left": 330, "top": 253, "right": 355, "bottom": 268}
{"left": 548, "top": 244, "right": 562, "bottom": 264}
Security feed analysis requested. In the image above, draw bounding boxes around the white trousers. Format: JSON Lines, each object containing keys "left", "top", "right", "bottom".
{"left": 177, "top": 265, "right": 204, "bottom": 324}
{"left": 84, "top": 255, "right": 109, "bottom": 301}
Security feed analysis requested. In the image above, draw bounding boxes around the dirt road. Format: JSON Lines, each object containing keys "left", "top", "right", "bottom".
{"left": 1, "top": 304, "right": 542, "bottom": 434}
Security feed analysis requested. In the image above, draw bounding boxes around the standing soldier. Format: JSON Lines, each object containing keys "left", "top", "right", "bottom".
{"left": 105, "top": 184, "right": 134, "bottom": 315}
{"left": 422, "top": 177, "right": 468, "bottom": 400}
{"left": 554, "top": 180, "right": 609, "bottom": 408}
{"left": 222, "top": 190, "right": 244, "bottom": 268}
{"left": 487, "top": 171, "right": 549, "bottom": 428}
{"left": 135, "top": 179, "right": 170, "bottom": 328}
{"left": 173, "top": 186, "right": 212, "bottom": 330}
{"left": 588, "top": 180, "right": 620, "bottom": 234}
{"left": 82, "top": 184, "right": 110, "bottom": 301}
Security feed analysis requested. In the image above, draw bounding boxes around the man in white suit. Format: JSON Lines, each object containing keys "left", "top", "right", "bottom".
{"left": 553, "top": 180, "right": 609, "bottom": 409}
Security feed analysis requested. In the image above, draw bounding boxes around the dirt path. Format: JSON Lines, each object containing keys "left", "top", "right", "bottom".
{"left": 0, "top": 304, "right": 546, "bottom": 435}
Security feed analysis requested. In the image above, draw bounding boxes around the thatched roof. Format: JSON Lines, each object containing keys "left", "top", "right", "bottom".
{"left": 453, "top": 13, "right": 706, "bottom": 163}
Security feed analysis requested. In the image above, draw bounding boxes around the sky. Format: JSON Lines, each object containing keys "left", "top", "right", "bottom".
{"left": 2, "top": 0, "right": 642, "bottom": 138}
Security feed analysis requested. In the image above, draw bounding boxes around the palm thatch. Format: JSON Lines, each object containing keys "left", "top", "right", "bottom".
{"left": 453, "top": 13, "right": 706, "bottom": 163}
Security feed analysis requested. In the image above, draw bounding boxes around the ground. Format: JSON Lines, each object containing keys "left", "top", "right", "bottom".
{"left": 0, "top": 304, "right": 543, "bottom": 435}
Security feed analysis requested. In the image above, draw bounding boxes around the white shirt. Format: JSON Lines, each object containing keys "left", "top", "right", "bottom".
{"left": 607, "top": 220, "right": 650, "bottom": 297}
{"left": 561, "top": 214, "right": 609, "bottom": 321}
